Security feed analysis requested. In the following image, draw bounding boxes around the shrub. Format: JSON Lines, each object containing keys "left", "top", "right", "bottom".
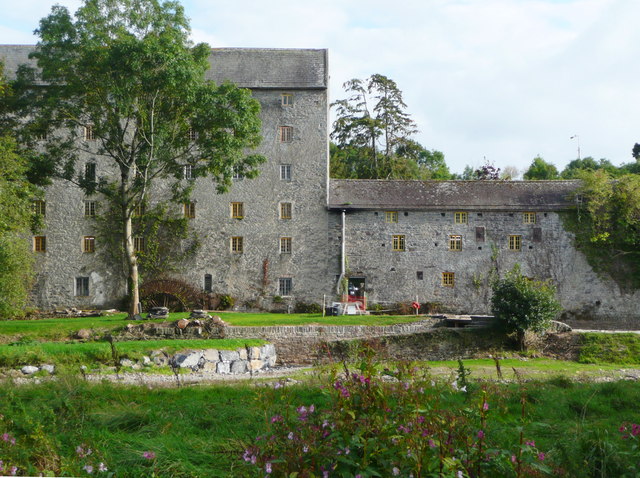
{"left": 294, "top": 302, "right": 322, "bottom": 314}
{"left": 218, "top": 295, "right": 235, "bottom": 310}
{"left": 491, "top": 265, "right": 561, "bottom": 350}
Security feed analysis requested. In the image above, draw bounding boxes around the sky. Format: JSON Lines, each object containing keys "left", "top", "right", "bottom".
{"left": 0, "top": 0, "right": 638, "bottom": 176}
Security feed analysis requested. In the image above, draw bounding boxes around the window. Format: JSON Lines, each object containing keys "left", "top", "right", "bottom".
{"left": 184, "top": 165, "right": 194, "bottom": 180}
{"left": 184, "top": 201, "right": 196, "bottom": 219}
{"left": 133, "top": 203, "right": 146, "bottom": 217}
{"left": 85, "top": 162, "right": 96, "bottom": 183}
{"left": 231, "top": 236, "right": 244, "bottom": 253}
{"left": 133, "top": 236, "right": 145, "bottom": 253}
{"left": 34, "top": 236, "right": 46, "bottom": 252}
{"left": 232, "top": 167, "right": 244, "bottom": 180}
{"left": 204, "top": 274, "right": 212, "bottom": 293}
{"left": 280, "top": 202, "right": 292, "bottom": 220}
{"left": 187, "top": 128, "right": 198, "bottom": 141}
{"left": 278, "top": 126, "right": 293, "bottom": 143}
{"left": 475, "top": 226, "right": 485, "bottom": 242}
{"left": 82, "top": 236, "right": 95, "bottom": 253}
{"left": 385, "top": 211, "right": 398, "bottom": 223}
{"left": 281, "top": 93, "right": 293, "bottom": 106}
{"left": 392, "top": 235, "right": 405, "bottom": 251}
{"left": 454, "top": 212, "right": 468, "bottom": 224}
{"left": 279, "top": 277, "right": 292, "bottom": 296}
{"left": 280, "top": 237, "right": 292, "bottom": 254}
{"left": 280, "top": 164, "right": 292, "bottom": 181}
{"left": 84, "top": 124, "right": 95, "bottom": 141}
{"left": 509, "top": 235, "right": 521, "bottom": 251}
{"left": 32, "top": 200, "right": 46, "bottom": 216}
{"left": 76, "top": 277, "right": 90, "bottom": 296}
{"left": 449, "top": 235, "right": 462, "bottom": 251}
{"left": 523, "top": 212, "right": 536, "bottom": 224}
{"left": 416, "top": 271, "right": 424, "bottom": 280}
{"left": 442, "top": 272, "right": 455, "bottom": 287}
{"left": 231, "top": 202, "right": 244, "bottom": 219}
{"left": 533, "top": 227, "right": 542, "bottom": 243}
{"left": 84, "top": 200, "right": 97, "bottom": 217}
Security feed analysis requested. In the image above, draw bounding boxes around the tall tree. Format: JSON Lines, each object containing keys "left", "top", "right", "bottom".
{"left": 523, "top": 156, "right": 559, "bottom": 180}
{"left": 561, "top": 157, "right": 617, "bottom": 178}
{"left": 4, "top": 0, "right": 265, "bottom": 317}
{"left": 331, "top": 74, "right": 450, "bottom": 180}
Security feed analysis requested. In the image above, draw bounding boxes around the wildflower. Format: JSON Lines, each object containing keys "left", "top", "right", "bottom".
{"left": 274, "top": 381, "right": 283, "bottom": 389}
{"left": 303, "top": 445, "right": 309, "bottom": 453}
{"left": 392, "top": 466, "right": 400, "bottom": 476}
{"left": 537, "top": 452, "right": 545, "bottom": 461}
{"left": 356, "top": 475, "right": 362, "bottom": 478}
{"left": 251, "top": 455, "right": 257, "bottom": 465}
{"left": 0, "top": 460, "right": 3, "bottom": 472}
{"left": 270, "top": 415, "right": 283, "bottom": 423}
{"left": 309, "top": 404, "right": 315, "bottom": 413}
{"left": 297, "top": 406, "right": 307, "bottom": 414}
{"left": 288, "top": 432, "right": 294, "bottom": 440}
{"left": 344, "top": 447, "right": 350, "bottom": 455}
{"left": 525, "top": 440, "right": 535, "bottom": 447}
{"left": 243, "top": 450, "right": 251, "bottom": 462}
{"left": 632, "top": 424, "right": 640, "bottom": 436}
{"left": 83, "top": 464, "right": 94, "bottom": 474}
{"left": 323, "top": 471, "right": 329, "bottom": 478}
{"left": 483, "top": 401, "right": 489, "bottom": 411}
{"left": 265, "top": 462, "right": 272, "bottom": 473}
{"left": 9, "top": 466, "right": 17, "bottom": 476}
{"left": 98, "top": 463, "right": 108, "bottom": 472}
{"left": 143, "top": 451, "right": 156, "bottom": 460}
{"left": 511, "top": 455, "right": 517, "bottom": 463}
{"left": 477, "top": 430, "right": 485, "bottom": 439}
{"left": 428, "top": 439, "right": 436, "bottom": 448}
{"left": 457, "top": 471, "right": 464, "bottom": 478}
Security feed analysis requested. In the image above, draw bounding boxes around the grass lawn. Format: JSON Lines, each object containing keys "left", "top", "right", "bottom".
{"left": 0, "top": 312, "right": 425, "bottom": 343}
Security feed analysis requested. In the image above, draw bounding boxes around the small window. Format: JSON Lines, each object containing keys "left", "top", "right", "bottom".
{"left": 280, "top": 164, "right": 292, "bottom": 181}
{"left": 454, "top": 212, "right": 468, "bottom": 224}
{"left": 187, "top": 128, "right": 198, "bottom": 141}
{"left": 280, "top": 237, "right": 292, "bottom": 254}
{"left": 231, "top": 236, "right": 244, "bottom": 253}
{"left": 184, "top": 165, "right": 194, "bottom": 180}
{"left": 184, "top": 201, "right": 196, "bottom": 219}
{"left": 278, "top": 277, "right": 292, "bottom": 296}
{"left": 385, "top": 211, "right": 398, "bottom": 223}
{"left": 85, "top": 162, "right": 96, "bottom": 183}
{"left": 133, "top": 203, "right": 146, "bottom": 217}
{"left": 84, "top": 200, "right": 97, "bottom": 217}
{"left": 523, "top": 212, "right": 536, "bottom": 224}
{"left": 509, "top": 235, "right": 521, "bottom": 251}
{"left": 34, "top": 236, "right": 46, "bottom": 252}
{"left": 231, "top": 202, "right": 244, "bottom": 219}
{"left": 204, "top": 274, "right": 212, "bottom": 293}
{"left": 475, "top": 226, "right": 485, "bottom": 242}
{"left": 449, "top": 235, "right": 462, "bottom": 251}
{"left": 82, "top": 236, "right": 95, "bottom": 253}
{"left": 533, "top": 227, "right": 542, "bottom": 243}
{"left": 84, "top": 124, "right": 95, "bottom": 141}
{"left": 32, "top": 200, "right": 46, "bottom": 216}
{"left": 280, "top": 202, "right": 292, "bottom": 220}
{"left": 133, "top": 236, "right": 145, "bottom": 253}
{"left": 281, "top": 93, "right": 293, "bottom": 106}
{"left": 232, "top": 167, "right": 244, "bottom": 181}
{"left": 416, "top": 271, "right": 424, "bottom": 280}
{"left": 392, "top": 235, "right": 405, "bottom": 251}
{"left": 278, "top": 126, "right": 293, "bottom": 143}
{"left": 442, "top": 272, "right": 455, "bottom": 287}
{"left": 75, "top": 276, "right": 90, "bottom": 296}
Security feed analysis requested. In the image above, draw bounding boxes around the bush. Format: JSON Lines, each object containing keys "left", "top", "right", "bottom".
{"left": 293, "top": 302, "right": 322, "bottom": 314}
{"left": 218, "top": 295, "right": 235, "bottom": 310}
{"left": 491, "top": 265, "right": 561, "bottom": 350}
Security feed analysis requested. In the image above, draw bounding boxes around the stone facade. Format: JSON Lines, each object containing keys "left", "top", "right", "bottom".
{"left": 1, "top": 46, "right": 639, "bottom": 328}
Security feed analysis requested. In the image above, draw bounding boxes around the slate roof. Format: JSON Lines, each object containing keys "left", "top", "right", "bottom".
{"left": 0, "top": 45, "right": 328, "bottom": 89}
{"left": 329, "top": 179, "right": 580, "bottom": 211}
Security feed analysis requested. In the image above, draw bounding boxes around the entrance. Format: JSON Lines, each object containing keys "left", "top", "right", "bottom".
{"left": 347, "top": 277, "right": 366, "bottom": 297}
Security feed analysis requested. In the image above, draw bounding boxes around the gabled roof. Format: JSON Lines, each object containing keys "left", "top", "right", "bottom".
{"left": 0, "top": 45, "right": 328, "bottom": 89}
{"left": 329, "top": 179, "right": 580, "bottom": 211}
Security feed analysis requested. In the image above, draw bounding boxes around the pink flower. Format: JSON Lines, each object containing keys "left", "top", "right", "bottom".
{"left": 98, "top": 462, "right": 108, "bottom": 472}
{"left": 9, "top": 466, "right": 17, "bottom": 476}
{"left": 143, "top": 451, "right": 156, "bottom": 460}
{"left": 83, "top": 464, "right": 93, "bottom": 474}
{"left": 270, "top": 415, "right": 283, "bottom": 423}
{"left": 511, "top": 455, "right": 517, "bottom": 463}
{"left": 525, "top": 440, "right": 535, "bottom": 447}
{"left": 428, "top": 439, "right": 436, "bottom": 448}
{"left": 538, "top": 452, "right": 545, "bottom": 461}
{"left": 265, "top": 462, "right": 272, "bottom": 473}
{"left": 483, "top": 401, "right": 489, "bottom": 411}
{"left": 288, "top": 432, "right": 294, "bottom": 440}
{"left": 477, "top": 430, "right": 485, "bottom": 439}
{"left": 392, "top": 466, "right": 400, "bottom": 476}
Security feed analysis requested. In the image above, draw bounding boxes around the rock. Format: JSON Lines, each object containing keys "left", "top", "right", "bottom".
{"left": 171, "top": 351, "right": 204, "bottom": 370}
{"left": 141, "top": 356, "right": 152, "bottom": 365}
{"left": 231, "top": 361, "right": 248, "bottom": 374}
{"left": 146, "top": 307, "right": 169, "bottom": 320}
{"left": 211, "top": 316, "right": 226, "bottom": 326}
{"left": 176, "top": 319, "right": 189, "bottom": 329}
{"left": 201, "top": 361, "right": 219, "bottom": 372}
{"left": 248, "top": 359, "right": 264, "bottom": 371}
{"left": 219, "top": 350, "right": 240, "bottom": 362}
{"left": 266, "top": 355, "right": 277, "bottom": 368}
{"left": 21, "top": 365, "right": 39, "bottom": 375}
{"left": 248, "top": 346, "right": 261, "bottom": 359}
{"left": 216, "top": 362, "right": 230, "bottom": 374}
{"left": 190, "top": 310, "right": 211, "bottom": 319}
{"left": 131, "top": 314, "right": 143, "bottom": 321}
{"left": 119, "top": 358, "right": 134, "bottom": 367}
{"left": 203, "top": 349, "right": 220, "bottom": 362}
{"left": 238, "top": 348, "right": 248, "bottom": 360}
{"left": 151, "top": 351, "right": 169, "bottom": 366}
{"left": 75, "top": 329, "right": 92, "bottom": 340}
{"left": 549, "top": 320, "right": 573, "bottom": 333}
{"left": 41, "top": 364, "right": 55, "bottom": 374}
{"left": 261, "top": 344, "right": 276, "bottom": 358}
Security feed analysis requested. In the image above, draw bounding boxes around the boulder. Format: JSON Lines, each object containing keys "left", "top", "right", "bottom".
{"left": 216, "top": 362, "right": 230, "bottom": 374}
{"left": 176, "top": 318, "right": 189, "bottom": 329}
{"left": 40, "top": 364, "right": 55, "bottom": 374}
{"left": 146, "top": 307, "right": 169, "bottom": 320}
{"left": 248, "top": 359, "right": 264, "bottom": 371}
{"left": 75, "top": 329, "right": 92, "bottom": 340}
{"left": 231, "top": 361, "right": 248, "bottom": 374}
{"left": 171, "top": 351, "right": 204, "bottom": 370}
{"left": 119, "top": 358, "right": 134, "bottom": 367}
{"left": 190, "top": 310, "right": 211, "bottom": 319}
{"left": 202, "top": 349, "right": 220, "bottom": 362}
{"left": 219, "top": 350, "right": 240, "bottom": 362}
{"left": 21, "top": 365, "right": 39, "bottom": 375}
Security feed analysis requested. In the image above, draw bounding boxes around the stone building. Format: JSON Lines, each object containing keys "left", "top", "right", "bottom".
{"left": 1, "top": 46, "right": 638, "bottom": 328}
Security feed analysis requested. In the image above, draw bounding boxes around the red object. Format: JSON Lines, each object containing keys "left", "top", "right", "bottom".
{"left": 411, "top": 301, "right": 420, "bottom": 309}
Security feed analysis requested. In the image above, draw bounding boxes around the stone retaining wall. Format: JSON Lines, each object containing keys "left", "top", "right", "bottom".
{"left": 168, "top": 344, "right": 276, "bottom": 374}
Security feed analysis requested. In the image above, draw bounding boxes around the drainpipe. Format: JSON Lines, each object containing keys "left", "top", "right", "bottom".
{"left": 336, "top": 210, "right": 346, "bottom": 294}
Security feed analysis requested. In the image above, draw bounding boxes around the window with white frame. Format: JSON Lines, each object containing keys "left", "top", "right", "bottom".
{"left": 278, "top": 277, "right": 292, "bottom": 296}
{"left": 84, "top": 200, "right": 97, "bottom": 218}
{"left": 281, "top": 93, "right": 293, "bottom": 106}
{"left": 231, "top": 202, "right": 244, "bottom": 219}
{"left": 280, "top": 164, "right": 292, "bottom": 181}
{"left": 134, "top": 236, "right": 145, "bottom": 253}
{"left": 184, "top": 164, "right": 194, "bottom": 180}
{"left": 278, "top": 126, "right": 293, "bottom": 143}
{"left": 83, "top": 124, "right": 95, "bottom": 141}
{"left": 280, "top": 237, "right": 292, "bottom": 254}
{"left": 82, "top": 236, "right": 95, "bottom": 253}
{"left": 231, "top": 236, "right": 244, "bottom": 253}
{"left": 280, "top": 202, "right": 292, "bottom": 220}
{"left": 449, "top": 235, "right": 462, "bottom": 251}
{"left": 76, "top": 276, "right": 90, "bottom": 296}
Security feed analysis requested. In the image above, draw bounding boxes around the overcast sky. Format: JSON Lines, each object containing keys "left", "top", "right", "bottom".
{"left": 1, "top": 0, "right": 638, "bottom": 175}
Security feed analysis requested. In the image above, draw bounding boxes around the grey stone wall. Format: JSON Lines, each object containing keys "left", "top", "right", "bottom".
{"left": 330, "top": 209, "right": 640, "bottom": 326}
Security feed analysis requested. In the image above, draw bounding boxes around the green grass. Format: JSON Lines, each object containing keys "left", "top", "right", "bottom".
{"left": 0, "top": 373, "right": 639, "bottom": 477}
{"left": 0, "top": 312, "right": 424, "bottom": 343}
{"left": 0, "top": 339, "right": 265, "bottom": 368}
{"left": 579, "top": 332, "right": 640, "bottom": 365}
